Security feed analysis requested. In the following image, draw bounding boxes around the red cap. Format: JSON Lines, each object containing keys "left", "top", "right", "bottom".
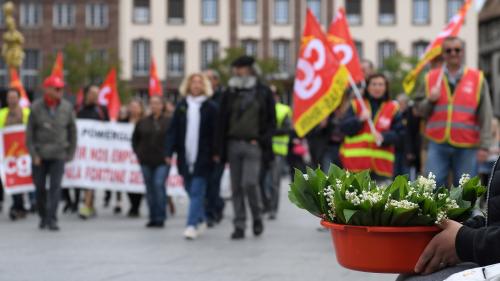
{"left": 43, "top": 75, "right": 65, "bottom": 88}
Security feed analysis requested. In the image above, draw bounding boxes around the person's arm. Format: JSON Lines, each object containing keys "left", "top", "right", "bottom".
{"left": 165, "top": 108, "right": 179, "bottom": 159}
{"left": 381, "top": 112, "right": 405, "bottom": 146}
{"left": 456, "top": 225, "right": 500, "bottom": 266}
{"left": 25, "top": 108, "right": 39, "bottom": 160}
{"left": 413, "top": 82, "right": 435, "bottom": 119}
{"left": 214, "top": 90, "right": 228, "bottom": 159}
{"left": 131, "top": 121, "right": 141, "bottom": 155}
{"left": 263, "top": 88, "right": 277, "bottom": 143}
{"left": 477, "top": 80, "right": 493, "bottom": 150}
{"left": 340, "top": 106, "right": 363, "bottom": 136}
{"left": 66, "top": 111, "right": 77, "bottom": 161}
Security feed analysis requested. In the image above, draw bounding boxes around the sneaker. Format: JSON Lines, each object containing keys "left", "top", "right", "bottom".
{"left": 48, "top": 224, "right": 60, "bottom": 231}
{"left": 146, "top": 221, "right": 164, "bottom": 228}
{"left": 197, "top": 222, "right": 207, "bottom": 235}
{"left": 268, "top": 212, "right": 277, "bottom": 220}
{"left": 230, "top": 228, "right": 245, "bottom": 240}
{"left": 79, "top": 206, "right": 95, "bottom": 219}
{"left": 113, "top": 206, "right": 122, "bottom": 214}
{"left": 184, "top": 226, "right": 198, "bottom": 240}
{"left": 253, "top": 220, "right": 264, "bottom": 236}
{"left": 39, "top": 220, "right": 47, "bottom": 230}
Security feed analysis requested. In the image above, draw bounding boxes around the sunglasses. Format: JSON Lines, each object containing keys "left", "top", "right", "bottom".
{"left": 444, "top": 48, "right": 462, "bottom": 54}
{"left": 55, "top": 88, "right": 63, "bottom": 91}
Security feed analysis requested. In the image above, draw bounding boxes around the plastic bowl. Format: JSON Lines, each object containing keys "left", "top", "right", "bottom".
{"left": 321, "top": 220, "right": 441, "bottom": 273}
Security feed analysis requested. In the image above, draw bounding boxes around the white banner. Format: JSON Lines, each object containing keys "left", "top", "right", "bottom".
{"left": 62, "top": 120, "right": 187, "bottom": 197}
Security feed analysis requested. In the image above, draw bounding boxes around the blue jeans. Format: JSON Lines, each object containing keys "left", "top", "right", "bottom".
{"left": 205, "top": 162, "right": 225, "bottom": 221}
{"left": 141, "top": 165, "right": 169, "bottom": 224}
{"left": 425, "top": 141, "right": 478, "bottom": 188}
{"left": 185, "top": 176, "right": 207, "bottom": 227}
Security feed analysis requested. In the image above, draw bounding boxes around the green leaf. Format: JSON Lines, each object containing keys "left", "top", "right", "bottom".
{"left": 289, "top": 168, "right": 322, "bottom": 217}
{"left": 327, "top": 164, "right": 345, "bottom": 180}
{"left": 390, "top": 208, "right": 418, "bottom": 226}
{"left": 447, "top": 208, "right": 472, "bottom": 222}
{"left": 343, "top": 209, "right": 358, "bottom": 224}
{"left": 385, "top": 175, "right": 409, "bottom": 200}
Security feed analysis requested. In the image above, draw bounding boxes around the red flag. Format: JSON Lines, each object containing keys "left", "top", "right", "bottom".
{"left": 98, "top": 68, "right": 121, "bottom": 121}
{"left": 149, "top": 57, "right": 163, "bottom": 96}
{"left": 403, "top": 0, "right": 472, "bottom": 94}
{"left": 75, "top": 88, "right": 84, "bottom": 110}
{"left": 293, "top": 9, "right": 349, "bottom": 137}
{"left": 51, "top": 51, "right": 64, "bottom": 81}
{"left": 327, "top": 7, "right": 364, "bottom": 83}
{"left": 9, "top": 68, "right": 30, "bottom": 108}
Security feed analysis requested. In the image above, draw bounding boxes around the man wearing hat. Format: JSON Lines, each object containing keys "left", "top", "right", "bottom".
{"left": 215, "top": 56, "right": 276, "bottom": 239}
{"left": 26, "top": 75, "right": 77, "bottom": 231}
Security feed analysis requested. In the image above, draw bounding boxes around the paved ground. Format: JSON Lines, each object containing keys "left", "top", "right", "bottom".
{"left": 0, "top": 180, "right": 398, "bottom": 281}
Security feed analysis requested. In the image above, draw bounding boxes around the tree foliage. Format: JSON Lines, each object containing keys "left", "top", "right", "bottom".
{"left": 377, "top": 52, "right": 423, "bottom": 98}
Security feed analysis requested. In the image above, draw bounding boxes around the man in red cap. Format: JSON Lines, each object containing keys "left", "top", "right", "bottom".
{"left": 26, "top": 75, "right": 77, "bottom": 231}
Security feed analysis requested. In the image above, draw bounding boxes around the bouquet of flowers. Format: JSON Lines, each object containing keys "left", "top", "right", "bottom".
{"left": 289, "top": 165, "right": 486, "bottom": 227}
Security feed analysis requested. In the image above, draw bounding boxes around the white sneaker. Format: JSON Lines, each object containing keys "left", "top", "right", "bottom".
{"left": 197, "top": 222, "right": 207, "bottom": 235}
{"left": 184, "top": 226, "right": 198, "bottom": 240}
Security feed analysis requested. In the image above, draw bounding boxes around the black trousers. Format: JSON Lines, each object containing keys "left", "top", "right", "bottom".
{"left": 32, "top": 159, "right": 65, "bottom": 226}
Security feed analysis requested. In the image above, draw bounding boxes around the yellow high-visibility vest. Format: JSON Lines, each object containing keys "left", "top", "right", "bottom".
{"left": 272, "top": 103, "right": 291, "bottom": 156}
{"left": 0, "top": 107, "right": 30, "bottom": 128}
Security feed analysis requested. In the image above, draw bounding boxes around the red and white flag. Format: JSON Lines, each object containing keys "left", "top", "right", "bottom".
{"left": 98, "top": 68, "right": 121, "bottom": 121}
{"left": 293, "top": 9, "right": 349, "bottom": 137}
{"left": 9, "top": 68, "right": 30, "bottom": 108}
{"left": 51, "top": 51, "right": 64, "bottom": 82}
{"left": 149, "top": 57, "right": 163, "bottom": 97}
{"left": 327, "top": 7, "right": 364, "bottom": 84}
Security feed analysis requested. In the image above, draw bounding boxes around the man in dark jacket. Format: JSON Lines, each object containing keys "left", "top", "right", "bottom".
{"left": 215, "top": 56, "right": 276, "bottom": 239}
{"left": 203, "top": 69, "right": 226, "bottom": 227}
{"left": 26, "top": 75, "right": 77, "bottom": 231}
{"left": 397, "top": 157, "right": 500, "bottom": 280}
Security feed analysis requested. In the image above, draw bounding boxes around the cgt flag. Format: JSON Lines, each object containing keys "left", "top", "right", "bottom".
{"left": 403, "top": 0, "right": 472, "bottom": 94}
{"left": 98, "top": 68, "right": 121, "bottom": 121}
{"left": 149, "top": 57, "right": 163, "bottom": 97}
{"left": 9, "top": 68, "right": 30, "bottom": 108}
{"left": 51, "top": 51, "right": 64, "bottom": 82}
{"left": 327, "top": 7, "right": 364, "bottom": 84}
{"left": 293, "top": 9, "right": 349, "bottom": 137}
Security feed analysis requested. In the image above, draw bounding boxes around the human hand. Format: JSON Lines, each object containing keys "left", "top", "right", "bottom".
{"left": 374, "top": 131, "right": 384, "bottom": 146}
{"left": 33, "top": 156, "right": 41, "bottom": 166}
{"left": 213, "top": 155, "right": 221, "bottom": 163}
{"left": 428, "top": 87, "right": 441, "bottom": 103}
{"left": 359, "top": 110, "right": 371, "bottom": 122}
{"left": 477, "top": 149, "right": 489, "bottom": 163}
{"left": 165, "top": 157, "right": 172, "bottom": 166}
{"left": 414, "top": 220, "right": 462, "bottom": 275}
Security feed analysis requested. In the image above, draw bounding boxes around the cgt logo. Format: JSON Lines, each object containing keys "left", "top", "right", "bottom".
{"left": 332, "top": 44, "right": 353, "bottom": 65}
{"left": 5, "top": 155, "right": 31, "bottom": 177}
{"left": 98, "top": 86, "right": 111, "bottom": 106}
{"left": 294, "top": 38, "right": 326, "bottom": 100}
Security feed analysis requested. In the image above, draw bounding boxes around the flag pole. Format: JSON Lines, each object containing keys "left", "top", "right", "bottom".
{"left": 347, "top": 74, "right": 382, "bottom": 146}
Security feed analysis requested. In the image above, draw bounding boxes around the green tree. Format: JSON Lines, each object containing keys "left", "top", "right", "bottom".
{"left": 43, "top": 40, "right": 131, "bottom": 102}
{"left": 378, "top": 52, "right": 422, "bottom": 98}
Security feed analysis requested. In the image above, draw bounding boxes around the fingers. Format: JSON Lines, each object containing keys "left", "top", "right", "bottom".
{"left": 415, "top": 240, "right": 436, "bottom": 273}
{"left": 423, "top": 254, "right": 444, "bottom": 275}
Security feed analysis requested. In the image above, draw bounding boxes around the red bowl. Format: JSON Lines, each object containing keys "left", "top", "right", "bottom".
{"left": 321, "top": 220, "right": 441, "bottom": 273}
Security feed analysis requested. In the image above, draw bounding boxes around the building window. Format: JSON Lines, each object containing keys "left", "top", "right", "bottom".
{"left": 167, "top": 40, "right": 185, "bottom": 77}
{"left": 242, "top": 0, "right": 257, "bottom": 24}
{"left": 86, "top": 3, "right": 109, "bottom": 28}
{"left": 241, "top": 39, "right": 258, "bottom": 57}
{"left": 378, "top": 40, "right": 396, "bottom": 67}
{"left": 168, "top": 0, "right": 184, "bottom": 24}
{"left": 21, "top": 49, "right": 40, "bottom": 90}
{"left": 87, "top": 49, "right": 108, "bottom": 63}
{"left": 307, "top": 0, "right": 321, "bottom": 22}
{"left": 132, "top": 39, "right": 151, "bottom": 77}
{"left": 53, "top": 3, "right": 75, "bottom": 28}
{"left": 202, "top": 0, "right": 218, "bottom": 24}
{"left": 354, "top": 40, "right": 363, "bottom": 59}
{"left": 447, "top": 0, "right": 463, "bottom": 22}
{"left": 413, "top": 0, "right": 429, "bottom": 25}
{"left": 0, "top": 0, "right": 4, "bottom": 27}
{"left": 273, "top": 40, "right": 290, "bottom": 74}
{"left": 201, "top": 40, "right": 219, "bottom": 70}
{"left": 379, "top": 0, "right": 395, "bottom": 25}
{"left": 0, "top": 59, "right": 6, "bottom": 88}
{"left": 274, "top": 0, "right": 289, "bottom": 24}
{"left": 20, "top": 1, "right": 42, "bottom": 28}
{"left": 412, "top": 41, "right": 429, "bottom": 58}
{"left": 346, "top": 0, "right": 362, "bottom": 25}
{"left": 133, "top": 0, "right": 150, "bottom": 24}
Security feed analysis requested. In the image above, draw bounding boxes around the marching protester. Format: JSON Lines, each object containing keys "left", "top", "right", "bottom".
{"left": 77, "top": 85, "right": 110, "bottom": 219}
{"left": 26, "top": 75, "right": 77, "bottom": 231}
{"left": 203, "top": 69, "right": 226, "bottom": 227}
{"left": 265, "top": 85, "right": 292, "bottom": 220}
{"left": 415, "top": 36, "right": 493, "bottom": 187}
{"left": 165, "top": 73, "right": 217, "bottom": 239}
{"left": 121, "top": 99, "right": 145, "bottom": 217}
{"left": 340, "top": 74, "right": 405, "bottom": 181}
{"left": 215, "top": 56, "right": 276, "bottom": 240}
{"left": 321, "top": 94, "right": 350, "bottom": 171}
{"left": 0, "top": 88, "right": 31, "bottom": 220}
{"left": 132, "top": 95, "right": 171, "bottom": 228}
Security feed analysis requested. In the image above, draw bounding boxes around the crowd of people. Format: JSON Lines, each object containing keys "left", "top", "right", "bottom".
{"left": 0, "top": 36, "right": 499, "bottom": 268}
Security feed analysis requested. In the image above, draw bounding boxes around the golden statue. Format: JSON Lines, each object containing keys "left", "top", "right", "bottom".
{"left": 2, "top": 1, "right": 24, "bottom": 68}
